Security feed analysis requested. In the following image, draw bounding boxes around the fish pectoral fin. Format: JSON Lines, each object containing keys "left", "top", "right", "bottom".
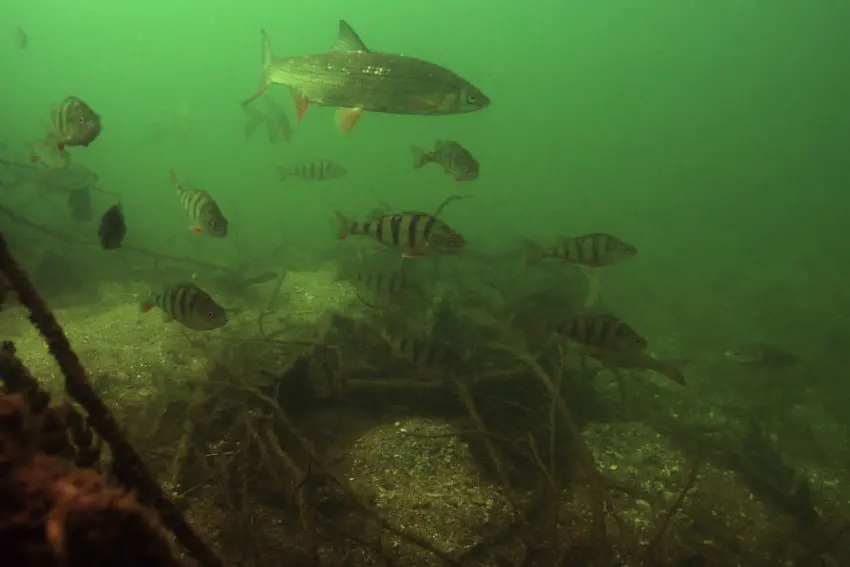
{"left": 291, "top": 91, "right": 310, "bottom": 122}
{"left": 336, "top": 107, "right": 364, "bottom": 134}
{"left": 581, "top": 266, "right": 601, "bottom": 309}
{"left": 191, "top": 226, "right": 203, "bottom": 234}
{"left": 332, "top": 20, "right": 370, "bottom": 52}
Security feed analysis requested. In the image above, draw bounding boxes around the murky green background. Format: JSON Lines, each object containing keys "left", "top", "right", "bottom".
{"left": 2, "top": 1, "right": 849, "bottom": 375}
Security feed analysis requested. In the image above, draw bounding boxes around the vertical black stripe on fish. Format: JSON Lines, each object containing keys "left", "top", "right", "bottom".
{"left": 375, "top": 273, "right": 384, "bottom": 293}
{"left": 593, "top": 234, "right": 606, "bottom": 264}
{"left": 561, "top": 238, "right": 581, "bottom": 262}
{"left": 188, "top": 288, "right": 204, "bottom": 320}
{"left": 577, "top": 236, "right": 591, "bottom": 264}
{"left": 411, "top": 339, "right": 422, "bottom": 365}
{"left": 408, "top": 214, "right": 421, "bottom": 249}
{"left": 597, "top": 318, "right": 610, "bottom": 346}
{"left": 567, "top": 317, "right": 578, "bottom": 342}
{"left": 579, "top": 317, "right": 598, "bottom": 345}
{"left": 160, "top": 288, "right": 170, "bottom": 316}
{"left": 373, "top": 217, "right": 386, "bottom": 242}
{"left": 174, "top": 287, "right": 187, "bottom": 319}
{"left": 425, "top": 344, "right": 438, "bottom": 367}
{"left": 164, "top": 288, "right": 176, "bottom": 318}
{"left": 390, "top": 215, "right": 403, "bottom": 247}
{"left": 421, "top": 214, "right": 438, "bottom": 248}
{"left": 193, "top": 193, "right": 207, "bottom": 223}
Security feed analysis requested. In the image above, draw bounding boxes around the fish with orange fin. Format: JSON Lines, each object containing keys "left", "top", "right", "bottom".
{"left": 411, "top": 140, "right": 479, "bottom": 181}
{"left": 169, "top": 169, "right": 228, "bottom": 237}
{"left": 140, "top": 281, "right": 227, "bottom": 330}
{"left": 334, "top": 210, "right": 465, "bottom": 258}
{"left": 526, "top": 233, "right": 637, "bottom": 309}
{"left": 47, "top": 96, "right": 102, "bottom": 151}
{"left": 241, "top": 20, "right": 489, "bottom": 134}
{"left": 27, "top": 136, "right": 70, "bottom": 173}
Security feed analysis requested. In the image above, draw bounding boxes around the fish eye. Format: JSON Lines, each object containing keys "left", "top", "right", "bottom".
{"left": 466, "top": 93, "right": 477, "bottom": 103}
{"left": 206, "top": 311, "right": 216, "bottom": 319}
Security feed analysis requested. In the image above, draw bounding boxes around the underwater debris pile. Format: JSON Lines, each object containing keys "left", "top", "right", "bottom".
{"left": 2, "top": 223, "right": 849, "bottom": 566}
{"left": 0, "top": 232, "right": 225, "bottom": 567}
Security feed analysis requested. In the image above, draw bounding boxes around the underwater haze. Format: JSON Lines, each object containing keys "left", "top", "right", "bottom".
{"left": 2, "top": 1, "right": 850, "bottom": 379}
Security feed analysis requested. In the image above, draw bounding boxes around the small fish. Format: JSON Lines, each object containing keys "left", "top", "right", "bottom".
{"left": 27, "top": 137, "right": 70, "bottom": 172}
{"left": 380, "top": 329, "right": 462, "bottom": 373}
{"left": 277, "top": 159, "right": 347, "bottom": 182}
{"left": 13, "top": 26, "right": 27, "bottom": 50}
{"left": 552, "top": 314, "right": 647, "bottom": 353}
{"left": 98, "top": 203, "right": 126, "bottom": 249}
{"left": 47, "top": 96, "right": 102, "bottom": 150}
{"left": 334, "top": 210, "right": 465, "bottom": 258}
{"left": 339, "top": 269, "right": 415, "bottom": 304}
{"left": 594, "top": 351, "right": 688, "bottom": 386}
{"left": 411, "top": 140, "right": 479, "bottom": 181}
{"left": 242, "top": 20, "right": 490, "bottom": 134}
{"left": 243, "top": 95, "right": 292, "bottom": 143}
{"left": 725, "top": 343, "right": 798, "bottom": 368}
{"left": 66, "top": 187, "right": 92, "bottom": 222}
{"left": 140, "top": 281, "right": 227, "bottom": 330}
{"left": 527, "top": 233, "right": 637, "bottom": 267}
{"left": 169, "top": 169, "right": 228, "bottom": 236}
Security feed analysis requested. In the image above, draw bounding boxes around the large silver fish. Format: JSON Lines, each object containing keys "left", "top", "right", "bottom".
{"left": 242, "top": 20, "right": 490, "bottom": 134}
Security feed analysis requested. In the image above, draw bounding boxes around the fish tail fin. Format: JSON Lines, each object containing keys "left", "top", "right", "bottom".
{"left": 241, "top": 29, "right": 275, "bottom": 107}
{"left": 243, "top": 107, "right": 262, "bottom": 138}
{"left": 660, "top": 357, "right": 691, "bottom": 386}
{"left": 410, "top": 146, "right": 429, "bottom": 169}
{"left": 26, "top": 142, "right": 39, "bottom": 164}
{"left": 523, "top": 240, "right": 544, "bottom": 266}
{"left": 659, "top": 364, "right": 687, "bottom": 386}
{"left": 168, "top": 169, "right": 181, "bottom": 192}
{"left": 334, "top": 210, "right": 352, "bottom": 240}
{"left": 139, "top": 292, "right": 154, "bottom": 313}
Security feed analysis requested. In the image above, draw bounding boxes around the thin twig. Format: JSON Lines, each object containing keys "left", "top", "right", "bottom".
{"left": 455, "top": 380, "right": 524, "bottom": 521}
{"left": 485, "top": 341, "right": 607, "bottom": 543}
{"left": 646, "top": 455, "right": 701, "bottom": 561}
{"left": 0, "top": 204, "right": 234, "bottom": 273}
{"left": 527, "top": 432, "right": 556, "bottom": 492}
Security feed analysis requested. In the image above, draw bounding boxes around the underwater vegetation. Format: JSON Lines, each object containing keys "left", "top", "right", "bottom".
{"left": 2, "top": 229, "right": 849, "bottom": 567}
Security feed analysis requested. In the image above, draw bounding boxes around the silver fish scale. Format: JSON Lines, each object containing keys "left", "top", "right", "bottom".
{"left": 271, "top": 52, "right": 478, "bottom": 115}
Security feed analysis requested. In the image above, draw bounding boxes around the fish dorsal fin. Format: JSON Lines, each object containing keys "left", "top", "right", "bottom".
{"left": 332, "top": 20, "right": 370, "bottom": 52}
